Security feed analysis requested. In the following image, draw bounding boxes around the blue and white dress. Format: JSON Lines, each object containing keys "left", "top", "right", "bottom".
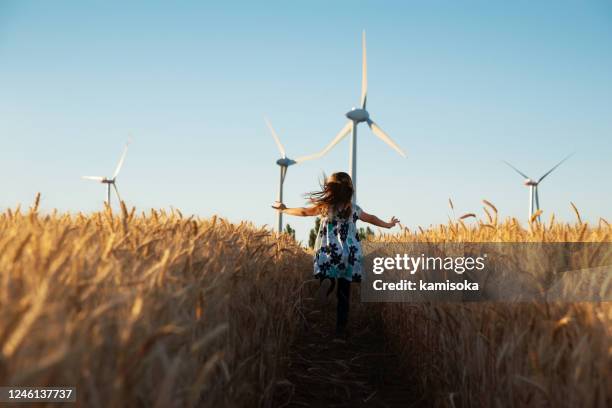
{"left": 313, "top": 204, "right": 363, "bottom": 282}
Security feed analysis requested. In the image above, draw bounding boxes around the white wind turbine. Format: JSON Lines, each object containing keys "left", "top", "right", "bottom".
{"left": 503, "top": 153, "right": 573, "bottom": 221}
{"left": 82, "top": 141, "right": 131, "bottom": 206}
{"left": 314, "top": 30, "right": 406, "bottom": 202}
{"left": 266, "top": 117, "right": 321, "bottom": 232}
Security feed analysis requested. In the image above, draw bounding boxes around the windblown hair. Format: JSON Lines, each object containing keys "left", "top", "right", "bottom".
{"left": 308, "top": 172, "right": 354, "bottom": 216}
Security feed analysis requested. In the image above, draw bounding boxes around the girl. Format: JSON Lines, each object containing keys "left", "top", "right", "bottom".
{"left": 272, "top": 172, "right": 399, "bottom": 337}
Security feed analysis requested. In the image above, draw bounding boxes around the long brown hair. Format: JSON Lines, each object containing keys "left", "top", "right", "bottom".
{"left": 307, "top": 172, "right": 354, "bottom": 216}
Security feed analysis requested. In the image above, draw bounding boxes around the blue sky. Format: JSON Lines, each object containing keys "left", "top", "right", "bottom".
{"left": 1, "top": 1, "right": 611, "bottom": 242}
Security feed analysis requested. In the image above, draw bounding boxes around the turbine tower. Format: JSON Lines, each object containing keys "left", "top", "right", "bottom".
{"left": 503, "top": 153, "right": 573, "bottom": 221}
{"left": 315, "top": 30, "right": 406, "bottom": 203}
{"left": 265, "top": 117, "right": 320, "bottom": 232}
{"left": 82, "top": 141, "right": 131, "bottom": 206}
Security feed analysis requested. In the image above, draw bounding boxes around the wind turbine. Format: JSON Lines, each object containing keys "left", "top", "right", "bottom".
{"left": 314, "top": 30, "right": 406, "bottom": 203}
{"left": 82, "top": 141, "right": 131, "bottom": 206}
{"left": 503, "top": 153, "right": 573, "bottom": 221}
{"left": 265, "top": 117, "right": 320, "bottom": 233}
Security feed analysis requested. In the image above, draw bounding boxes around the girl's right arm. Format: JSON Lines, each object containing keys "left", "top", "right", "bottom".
{"left": 271, "top": 202, "right": 319, "bottom": 217}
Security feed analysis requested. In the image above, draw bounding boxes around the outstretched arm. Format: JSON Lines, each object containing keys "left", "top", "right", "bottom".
{"left": 359, "top": 210, "right": 400, "bottom": 229}
{"left": 271, "top": 202, "right": 319, "bottom": 217}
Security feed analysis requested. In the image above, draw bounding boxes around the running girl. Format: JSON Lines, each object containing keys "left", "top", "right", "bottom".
{"left": 272, "top": 171, "right": 399, "bottom": 337}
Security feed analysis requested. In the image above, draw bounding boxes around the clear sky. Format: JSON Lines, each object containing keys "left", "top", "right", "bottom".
{"left": 1, "top": 1, "right": 611, "bottom": 242}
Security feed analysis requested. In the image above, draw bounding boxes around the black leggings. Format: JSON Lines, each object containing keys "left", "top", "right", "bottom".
{"left": 322, "top": 277, "right": 351, "bottom": 331}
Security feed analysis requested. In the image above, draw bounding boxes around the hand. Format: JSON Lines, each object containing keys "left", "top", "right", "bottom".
{"left": 387, "top": 216, "right": 400, "bottom": 228}
{"left": 271, "top": 202, "right": 287, "bottom": 212}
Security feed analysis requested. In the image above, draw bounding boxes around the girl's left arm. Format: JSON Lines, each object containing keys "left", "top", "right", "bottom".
{"left": 271, "top": 202, "right": 319, "bottom": 217}
{"left": 359, "top": 210, "right": 400, "bottom": 229}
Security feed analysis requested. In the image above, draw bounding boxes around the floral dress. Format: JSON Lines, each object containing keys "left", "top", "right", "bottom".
{"left": 313, "top": 204, "right": 363, "bottom": 282}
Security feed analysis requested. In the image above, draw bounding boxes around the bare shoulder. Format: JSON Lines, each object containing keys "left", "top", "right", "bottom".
{"left": 304, "top": 205, "right": 322, "bottom": 216}
{"left": 358, "top": 208, "right": 374, "bottom": 222}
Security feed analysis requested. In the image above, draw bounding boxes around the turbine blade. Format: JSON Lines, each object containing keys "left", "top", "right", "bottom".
{"left": 113, "top": 183, "right": 122, "bottom": 203}
{"left": 367, "top": 120, "right": 406, "bottom": 157}
{"left": 307, "top": 121, "right": 353, "bottom": 160}
{"left": 82, "top": 176, "right": 104, "bottom": 181}
{"left": 112, "top": 141, "right": 130, "bottom": 179}
{"left": 528, "top": 186, "right": 533, "bottom": 218}
{"left": 538, "top": 153, "right": 574, "bottom": 183}
{"left": 535, "top": 186, "right": 540, "bottom": 210}
{"left": 360, "top": 30, "right": 368, "bottom": 110}
{"left": 264, "top": 117, "right": 286, "bottom": 158}
{"left": 294, "top": 152, "right": 321, "bottom": 163}
{"left": 502, "top": 160, "right": 530, "bottom": 179}
{"left": 295, "top": 131, "right": 356, "bottom": 163}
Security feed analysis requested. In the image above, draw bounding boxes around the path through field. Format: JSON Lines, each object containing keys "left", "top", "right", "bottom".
{"left": 274, "top": 281, "right": 423, "bottom": 407}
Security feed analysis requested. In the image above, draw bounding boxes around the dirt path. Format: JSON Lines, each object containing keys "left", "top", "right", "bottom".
{"left": 274, "top": 283, "right": 424, "bottom": 407}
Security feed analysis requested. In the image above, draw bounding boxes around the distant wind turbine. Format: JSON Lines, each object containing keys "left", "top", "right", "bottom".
{"left": 503, "top": 153, "right": 573, "bottom": 221}
{"left": 265, "top": 117, "right": 321, "bottom": 232}
{"left": 82, "top": 141, "right": 131, "bottom": 206}
{"left": 314, "top": 30, "right": 406, "bottom": 203}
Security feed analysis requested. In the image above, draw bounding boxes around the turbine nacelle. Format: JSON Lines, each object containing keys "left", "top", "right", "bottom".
{"left": 276, "top": 157, "right": 296, "bottom": 167}
{"left": 346, "top": 108, "right": 369, "bottom": 123}
{"left": 524, "top": 179, "right": 538, "bottom": 186}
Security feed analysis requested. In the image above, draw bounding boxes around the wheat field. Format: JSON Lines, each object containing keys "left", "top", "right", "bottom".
{"left": 0, "top": 195, "right": 310, "bottom": 407}
{"left": 0, "top": 196, "right": 610, "bottom": 407}
{"left": 375, "top": 201, "right": 611, "bottom": 407}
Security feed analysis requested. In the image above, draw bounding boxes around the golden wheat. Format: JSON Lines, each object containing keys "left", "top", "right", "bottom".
{"left": 1, "top": 196, "right": 610, "bottom": 407}
{"left": 0, "top": 200, "right": 309, "bottom": 407}
{"left": 374, "top": 201, "right": 611, "bottom": 407}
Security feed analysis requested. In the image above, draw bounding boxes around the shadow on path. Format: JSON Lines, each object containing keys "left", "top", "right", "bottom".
{"left": 274, "top": 282, "right": 425, "bottom": 407}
